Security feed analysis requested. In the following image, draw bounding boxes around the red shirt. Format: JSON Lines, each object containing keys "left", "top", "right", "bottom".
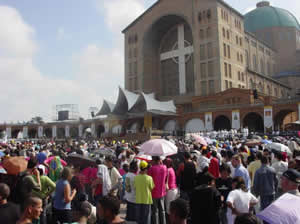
{"left": 208, "top": 157, "right": 220, "bottom": 178}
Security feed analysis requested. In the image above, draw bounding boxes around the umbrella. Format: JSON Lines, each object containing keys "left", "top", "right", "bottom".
{"left": 140, "top": 139, "right": 177, "bottom": 157}
{"left": 2, "top": 156, "right": 28, "bottom": 175}
{"left": 135, "top": 152, "right": 152, "bottom": 162}
{"left": 191, "top": 134, "right": 208, "bottom": 146}
{"left": 257, "top": 193, "right": 300, "bottom": 224}
{"left": 203, "top": 137, "right": 213, "bottom": 145}
{"left": 266, "top": 143, "right": 292, "bottom": 154}
{"left": 66, "top": 154, "right": 96, "bottom": 168}
{"left": 92, "top": 148, "right": 115, "bottom": 157}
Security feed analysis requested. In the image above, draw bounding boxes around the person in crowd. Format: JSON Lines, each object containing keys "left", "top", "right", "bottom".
{"left": 216, "top": 163, "right": 233, "bottom": 224}
{"left": 169, "top": 198, "right": 189, "bottom": 224}
{"left": 32, "top": 164, "right": 56, "bottom": 224}
{"left": 247, "top": 151, "right": 262, "bottom": 187}
{"left": 178, "top": 152, "right": 197, "bottom": 200}
{"left": 234, "top": 213, "right": 261, "bottom": 224}
{"left": 280, "top": 169, "right": 300, "bottom": 196}
{"left": 104, "top": 156, "right": 123, "bottom": 197}
{"left": 272, "top": 152, "right": 288, "bottom": 196}
{"left": 134, "top": 160, "right": 154, "bottom": 224}
{"left": 53, "top": 167, "right": 77, "bottom": 223}
{"left": 124, "top": 160, "right": 138, "bottom": 222}
{"left": 164, "top": 158, "right": 179, "bottom": 219}
{"left": 209, "top": 150, "right": 220, "bottom": 178}
{"left": 74, "top": 201, "right": 93, "bottom": 224}
{"left": 226, "top": 177, "right": 258, "bottom": 224}
{"left": 0, "top": 183, "right": 20, "bottom": 224}
{"left": 17, "top": 196, "right": 43, "bottom": 224}
{"left": 97, "top": 196, "right": 125, "bottom": 224}
{"left": 196, "top": 148, "right": 210, "bottom": 173}
{"left": 231, "top": 154, "right": 251, "bottom": 190}
{"left": 253, "top": 155, "right": 278, "bottom": 210}
{"left": 120, "top": 163, "right": 129, "bottom": 201}
{"left": 148, "top": 156, "right": 168, "bottom": 224}
{"left": 92, "top": 164, "right": 112, "bottom": 205}
{"left": 190, "top": 172, "right": 222, "bottom": 224}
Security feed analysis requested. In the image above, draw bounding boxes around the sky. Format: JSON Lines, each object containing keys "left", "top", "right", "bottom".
{"left": 0, "top": 0, "right": 299, "bottom": 123}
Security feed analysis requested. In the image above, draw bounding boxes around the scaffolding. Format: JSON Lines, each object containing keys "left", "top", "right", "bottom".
{"left": 52, "top": 104, "right": 80, "bottom": 121}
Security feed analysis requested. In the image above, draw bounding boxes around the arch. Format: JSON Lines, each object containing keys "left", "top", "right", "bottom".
{"left": 44, "top": 128, "right": 52, "bottom": 138}
{"left": 112, "top": 124, "right": 122, "bottom": 134}
{"left": 12, "top": 129, "right": 22, "bottom": 139}
{"left": 163, "top": 120, "right": 177, "bottom": 133}
{"left": 243, "top": 112, "right": 264, "bottom": 132}
{"left": 0, "top": 129, "right": 4, "bottom": 139}
{"left": 96, "top": 124, "right": 105, "bottom": 138}
{"left": 57, "top": 127, "right": 65, "bottom": 139}
{"left": 214, "top": 115, "right": 231, "bottom": 131}
{"left": 143, "top": 14, "right": 194, "bottom": 96}
{"left": 70, "top": 127, "right": 79, "bottom": 138}
{"left": 185, "top": 118, "right": 205, "bottom": 133}
{"left": 28, "top": 129, "right": 37, "bottom": 139}
{"left": 274, "top": 109, "right": 297, "bottom": 131}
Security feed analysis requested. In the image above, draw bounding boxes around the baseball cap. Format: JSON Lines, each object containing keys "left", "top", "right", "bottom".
{"left": 139, "top": 161, "right": 148, "bottom": 170}
{"left": 282, "top": 169, "right": 300, "bottom": 184}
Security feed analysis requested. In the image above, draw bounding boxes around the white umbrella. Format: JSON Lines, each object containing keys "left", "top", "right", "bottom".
{"left": 266, "top": 142, "right": 292, "bottom": 154}
{"left": 135, "top": 152, "right": 152, "bottom": 162}
{"left": 140, "top": 139, "right": 177, "bottom": 157}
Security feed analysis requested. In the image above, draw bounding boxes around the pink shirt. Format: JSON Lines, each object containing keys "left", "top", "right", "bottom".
{"left": 167, "top": 168, "right": 177, "bottom": 190}
{"left": 148, "top": 164, "right": 167, "bottom": 198}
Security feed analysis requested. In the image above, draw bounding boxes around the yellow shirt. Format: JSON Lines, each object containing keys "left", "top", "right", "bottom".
{"left": 134, "top": 174, "right": 154, "bottom": 204}
{"left": 247, "top": 160, "right": 261, "bottom": 186}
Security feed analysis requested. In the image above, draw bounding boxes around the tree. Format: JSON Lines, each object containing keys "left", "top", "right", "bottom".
{"left": 30, "top": 116, "right": 44, "bottom": 124}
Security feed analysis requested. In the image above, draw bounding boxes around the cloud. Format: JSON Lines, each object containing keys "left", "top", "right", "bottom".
{"left": 56, "top": 27, "right": 68, "bottom": 40}
{"left": 243, "top": 6, "right": 255, "bottom": 14}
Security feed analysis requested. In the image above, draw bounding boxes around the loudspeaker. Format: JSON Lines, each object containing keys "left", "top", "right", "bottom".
{"left": 253, "top": 89, "right": 258, "bottom": 99}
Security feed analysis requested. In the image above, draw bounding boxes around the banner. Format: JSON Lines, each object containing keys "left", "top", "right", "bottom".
{"left": 65, "top": 125, "right": 70, "bottom": 137}
{"left": 205, "top": 112, "right": 213, "bottom": 131}
{"left": 6, "top": 127, "right": 11, "bottom": 139}
{"left": 78, "top": 125, "right": 83, "bottom": 137}
{"left": 232, "top": 110, "right": 240, "bottom": 130}
{"left": 91, "top": 123, "right": 96, "bottom": 137}
{"left": 23, "top": 126, "right": 28, "bottom": 138}
{"left": 264, "top": 106, "right": 273, "bottom": 130}
{"left": 38, "top": 126, "right": 43, "bottom": 138}
{"left": 52, "top": 126, "right": 57, "bottom": 138}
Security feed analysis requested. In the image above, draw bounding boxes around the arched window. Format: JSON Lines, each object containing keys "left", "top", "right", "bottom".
{"left": 258, "top": 82, "right": 263, "bottom": 92}
{"left": 222, "top": 28, "right": 225, "bottom": 38}
{"left": 260, "top": 58, "right": 265, "bottom": 74}
{"left": 206, "top": 27, "right": 211, "bottom": 38}
{"left": 250, "top": 78, "right": 254, "bottom": 89}
{"left": 253, "top": 54, "right": 257, "bottom": 71}
{"left": 267, "top": 85, "right": 271, "bottom": 95}
{"left": 227, "top": 30, "right": 230, "bottom": 39}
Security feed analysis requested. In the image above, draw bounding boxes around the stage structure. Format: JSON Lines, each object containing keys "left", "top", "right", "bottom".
{"left": 52, "top": 104, "right": 80, "bottom": 121}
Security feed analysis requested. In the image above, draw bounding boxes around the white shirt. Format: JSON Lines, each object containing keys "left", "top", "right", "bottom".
{"left": 197, "top": 155, "right": 210, "bottom": 173}
{"left": 124, "top": 172, "right": 136, "bottom": 203}
{"left": 226, "top": 189, "right": 258, "bottom": 224}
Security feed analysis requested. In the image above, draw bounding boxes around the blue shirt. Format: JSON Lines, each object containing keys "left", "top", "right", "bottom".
{"left": 53, "top": 179, "right": 71, "bottom": 210}
{"left": 234, "top": 165, "right": 251, "bottom": 190}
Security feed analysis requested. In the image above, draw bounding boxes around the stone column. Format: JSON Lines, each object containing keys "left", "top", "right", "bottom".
{"left": 65, "top": 125, "right": 70, "bottom": 137}
{"left": 78, "top": 124, "right": 83, "bottom": 137}
{"left": 232, "top": 110, "right": 240, "bottom": 130}
{"left": 52, "top": 126, "right": 57, "bottom": 138}
{"left": 6, "top": 127, "right": 11, "bottom": 139}
{"left": 104, "top": 121, "right": 109, "bottom": 133}
{"left": 38, "top": 126, "right": 44, "bottom": 138}
{"left": 91, "top": 123, "right": 96, "bottom": 137}
{"left": 205, "top": 112, "right": 213, "bottom": 131}
{"left": 23, "top": 126, "right": 28, "bottom": 138}
{"left": 264, "top": 106, "right": 273, "bottom": 132}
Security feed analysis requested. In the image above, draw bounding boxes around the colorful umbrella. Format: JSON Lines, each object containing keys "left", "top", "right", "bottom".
{"left": 140, "top": 139, "right": 177, "bottom": 157}
{"left": 2, "top": 156, "right": 28, "bottom": 175}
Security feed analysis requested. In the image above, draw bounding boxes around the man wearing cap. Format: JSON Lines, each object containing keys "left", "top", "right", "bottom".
{"left": 134, "top": 161, "right": 154, "bottom": 224}
{"left": 281, "top": 169, "right": 300, "bottom": 196}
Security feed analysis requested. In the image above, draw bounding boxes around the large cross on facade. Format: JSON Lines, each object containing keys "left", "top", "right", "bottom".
{"left": 160, "top": 24, "right": 194, "bottom": 94}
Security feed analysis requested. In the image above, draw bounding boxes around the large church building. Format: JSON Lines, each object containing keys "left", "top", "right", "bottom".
{"left": 123, "top": 0, "right": 300, "bottom": 102}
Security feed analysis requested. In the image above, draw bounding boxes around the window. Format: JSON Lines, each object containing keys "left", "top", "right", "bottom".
{"left": 225, "top": 80, "right": 228, "bottom": 89}
{"left": 198, "top": 12, "right": 202, "bottom": 22}
{"left": 223, "top": 43, "right": 227, "bottom": 57}
{"left": 237, "top": 52, "right": 240, "bottom": 61}
{"left": 236, "top": 36, "right": 239, "bottom": 45}
{"left": 238, "top": 84, "right": 241, "bottom": 88}
{"left": 229, "top": 81, "right": 233, "bottom": 88}
{"left": 227, "top": 30, "right": 230, "bottom": 40}
{"left": 129, "top": 49, "right": 132, "bottom": 58}
{"left": 274, "top": 88, "right": 278, "bottom": 97}
{"left": 206, "top": 27, "right": 211, "bottom": 38}
{"left": 199, "top": 29, "right": 204, "bottom": 39}
{"left": 238, "top": 71, "right": 241, "bottom": 80}
{"left": 129, "top": 62, "right": 132, "bottom": 74}
{"left": 208, "top": 61, "right": 214, "bottom": 76}
{"left": 201, "top": 63, "right": 207, "bottom": 78}
{"left": 267, "top": 85, "right": 271, "bottom": 95}
{"left": 227, "top": 45, "right": 231, "bottom": 58}
{"left": 241, "top": 73, "right": 244, "bottom": 82}
{"left": 201, "top": 81, "right": 207, "bottom": 96}
{"left": 208, "top": 80, "right": 214, "bottom": 94}
{"left": 207, "top": 42, "right": 213, "bottom": 58}
{"left": 259, "top": 46, "right": 264, "bottom": 52}
{"left": 245, "top": 50, "right": 249, "bottom": 66}
{"left": 239, "top": 37, "right": 242, "bottom": 46}
{"left": 229, "top": 64, "right": 232, "bottom": 78}
{"left": 134, "top": 34, "right": 138, "bottom": 43}
{"left": 251, "top": 41, "right": 257, "bottom": 47}
{"left": 134, "top": 48, "right": 137, "bottom": 58}
{"left": 207, "top": 9, "right": 211, "bottom": 20}
{"left": 224, "top": 62, "right": 228, "bottom": 77}
{"left": 260, "top": 58, "right": 265, "bottom": 74}
{"left": 222, "top": 28, "right": 225, "bottom": 38}
{"left": 267, "top": 62, "right": 271, "bottom": 75}
{"left": 221, "top": 9, "right": 224, "bottom": 19}
{"left": 200, "top": 44, "right": 206, "bottom": 60}
{"left": 240, "top": 54, "right": 243, "bottom": 63}
{"left": 253, "top": 54, "right": 257, "bottom": 70}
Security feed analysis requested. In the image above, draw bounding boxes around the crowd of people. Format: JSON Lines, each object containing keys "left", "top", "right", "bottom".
{"left": 0, "top": 131, "right": 299, "bottom": 224}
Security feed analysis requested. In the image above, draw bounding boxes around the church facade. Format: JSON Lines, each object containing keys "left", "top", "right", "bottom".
{"left": 123, "top": 0, "right": 294, "bottom": 104}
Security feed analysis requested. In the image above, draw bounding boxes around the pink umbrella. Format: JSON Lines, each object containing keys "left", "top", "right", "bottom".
{"left": 140, "top": 139, "right": 177, "bottom": 157}
{"left": 191, "top": 134, "right": 208, "bottom": 146}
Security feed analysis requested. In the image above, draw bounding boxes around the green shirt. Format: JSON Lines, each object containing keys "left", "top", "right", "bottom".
{"left": 134, "top": 174, "right": 154, "bottom": 205}
{"left": 32, "top": 175, "right": 56, "bottom": 199}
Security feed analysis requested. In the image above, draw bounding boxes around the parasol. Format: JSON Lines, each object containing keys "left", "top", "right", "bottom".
{"left": 135, "top": 152, "right": 152, "bottom": 162}
{"left": 266, "top": 142, "right": 292, "bottom": 154}
{"left": 140, "top": 139, "right": 177, "bottom": 157}
{"left": 191, "top": 134, "right": 208, "bottom": 146}
{"left": 2, "top": 156, "right": 28, "bottom": 175}
{"left": 66, "top": 154, "right": 96, "bottom": 168}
